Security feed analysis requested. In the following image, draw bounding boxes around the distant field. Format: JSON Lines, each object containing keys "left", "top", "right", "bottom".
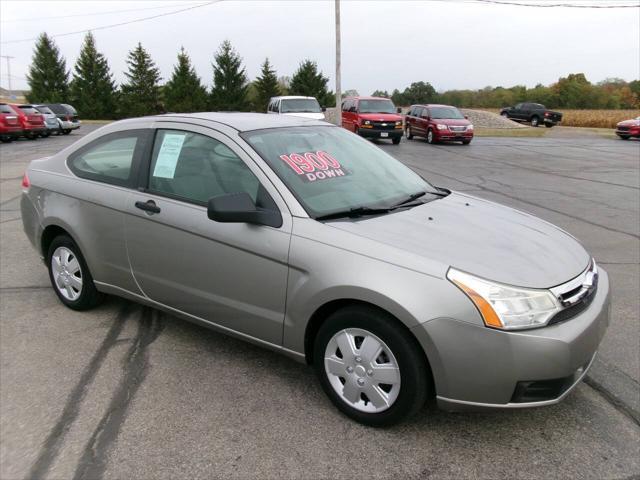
{"left": 480, "top": 108, "right": 639, "bottom": 128}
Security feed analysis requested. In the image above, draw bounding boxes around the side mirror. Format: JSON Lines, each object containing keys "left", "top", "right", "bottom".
{"left": 397, "top": 107, "right": 402, "bottom": 114}
{"left": 464, "top": 115, "right": 469, "bottom": 120}
{"left": 207, "top": 192, "right": 282, "bottom": 228}
{"left": 321, "top": 107, "right": 327, "bottom": 112}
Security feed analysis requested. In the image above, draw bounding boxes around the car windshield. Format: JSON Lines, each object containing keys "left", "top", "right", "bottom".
{"left": 429, "top": 107, "right": 464, "bottom": 119}
{"left": 242, "top": 126, "right": 439, "bottom": 218}
{"left": 280, "top": 99, "right": 321, "bottom": 113}
{"left": 358, "top": 99, "right": 397, "bottom": 114}
{"left": 36, "top": 106, "right": 54, "bottom": 114}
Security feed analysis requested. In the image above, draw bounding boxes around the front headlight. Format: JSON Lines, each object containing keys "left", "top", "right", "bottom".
{"left": 447, "top": 268, "right": 561, "bottom": 330}
{"left": 395, "top": 120, "right": 402, "bottom": 126}
{"left": 436, "top": 124, "right": 447, "bottom": 130}
{"left": 363, "top": 120, "right": 371, "bottom": 125}
{"left": 467, "top": 124, "right": 474, "bottom": 130}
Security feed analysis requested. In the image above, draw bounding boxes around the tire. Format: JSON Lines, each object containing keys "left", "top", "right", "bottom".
{"left": 426, "top": 129, "right": 436, "bottom": 144}
{"left": 313, "top": 305, "right": 430, "bottom": 427}
{"left": 63, "top": 129, "right": 71, "bottom": 135}
{"left": 392, "top": 137, "right": 401, "bottom": 145}
{"left": 619, "top": 135, "right": 630, "bottom": 140}
{"left": 530, "top": 116, "right": 540, "bottom": 127}
{"left": 41, "top": 131, "right": 51, "bottom": 138}
{"left": 501, "top": 112, "right": 509, "bottom": 118}
{"left": 545, "top": 123, "right": 554, "bottom": 128}
{"left": 47, "top": 235, "right": 103, "bottom": 311}
{"left": 462, "top": 139, "right": 471, "bottom": 145}
{"left": 1, "top": 137, "right": 11, "bottom": 143}
{"left": 405, "top": 126, "right": 413, "bottom": 140}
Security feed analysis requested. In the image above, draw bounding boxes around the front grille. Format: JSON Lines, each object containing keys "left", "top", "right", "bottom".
{"left": 617, "top": 126, "right": 630, "bottom": 132}
{"left": 449, "top": 126, "right": 467, "bottom": 132}
{"left": 371, "top": 121, "right": 396, "bottom": 130}
{"left": 548, "top": 260, "right": 598, "bottom": 326}
{"left": 548, "top": 286, "right": 596, "bottom": 325}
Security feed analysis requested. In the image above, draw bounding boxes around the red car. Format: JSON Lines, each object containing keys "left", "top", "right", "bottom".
{"left": 405, "top": 104, "right": 473, "bottom": 145}
{"left": 341, "top": 96, "right": 403, "bottom": 144}
{"left": 0, "top": 103, "right": 22, "bottom": 143}
{"left": 9, "top": 104, "right": 47, "bottom": 140}
{"left": 615, "top": 116, "right": 640, "bottom": 140}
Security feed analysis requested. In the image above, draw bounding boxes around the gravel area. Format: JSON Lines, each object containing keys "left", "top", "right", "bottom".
{"left": 325, "top": 107, "right": 527, "bottom": 129}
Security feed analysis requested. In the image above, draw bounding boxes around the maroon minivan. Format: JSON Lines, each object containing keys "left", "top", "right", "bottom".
{"left": 405, "top": 104, "right": 473, "bottom": 145}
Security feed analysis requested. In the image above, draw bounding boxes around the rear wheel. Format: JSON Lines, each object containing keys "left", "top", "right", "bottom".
{"left": 462, "top": 139, "right": 471, "bottom": 145}
{"left": 41, "top": 131, "right": 51, "bottom": 137}
{"left": 313, "top": 305, "right": 430, "bottom": 427}
{"left": 392, "top": 137, "right": 401, "bottom": 145}
{"left": 0, "top": 136, "right": 12, "bottom": 143}
{"left": 427, "top": 129, "right": 436, "bottom": 144}
{"left": 501, "top": 112, "right": 509, "bottom": 118}
{"left": 63, "top": 129, "right": 71, "bottom": 135}
{"left": 530, "top": 116, "right": 540, "bottom": 127}
{"left": 545, "top": 123, "right": 554, "bottom": 128}
{"left": 47, "top": 235, "right": 103, "bottom": 311}
{"left": 619, "top": 135, "right": 630, "bottom": 140}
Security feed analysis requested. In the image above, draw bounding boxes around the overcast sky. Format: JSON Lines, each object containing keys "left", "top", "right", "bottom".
{"left": 1, "top": 0, "right": 639, "bottom": 95}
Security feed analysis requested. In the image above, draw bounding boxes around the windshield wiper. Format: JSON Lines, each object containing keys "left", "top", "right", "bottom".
{"left": 391, "top": 191, "right": 428, "bottom": 208}
{"left": 315, "top": 206, "right": 392, "bottom": 221}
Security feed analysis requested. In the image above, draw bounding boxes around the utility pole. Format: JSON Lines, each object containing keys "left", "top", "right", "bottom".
{"left": 334, "top": 0, "right": 341, "bottom": 126}
{"left": 1, "top": 56, "right": 15, "bottom": 97}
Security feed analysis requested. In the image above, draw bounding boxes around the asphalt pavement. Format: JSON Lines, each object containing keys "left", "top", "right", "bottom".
{"left": 1, "top": 125, "right": 639, "bottom": 479}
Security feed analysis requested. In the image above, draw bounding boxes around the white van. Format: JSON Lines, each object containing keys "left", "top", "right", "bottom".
{"left": 267, "top": 96, "right": 326, "bottom": 120}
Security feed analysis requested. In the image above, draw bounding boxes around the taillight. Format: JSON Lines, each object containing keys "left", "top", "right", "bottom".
{"left": 544, "top": 112, "right": 550, "bottom": 117}
{"left": 66, "top": 115, "right": 71, "bottom": 121}
{"left": 21, "top": 172, "right": 30, "bottom": 190}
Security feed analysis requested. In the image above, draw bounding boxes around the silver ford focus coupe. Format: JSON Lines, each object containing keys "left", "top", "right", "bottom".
{"left": 21, "top": 113, "right": 609, "bottom": 426}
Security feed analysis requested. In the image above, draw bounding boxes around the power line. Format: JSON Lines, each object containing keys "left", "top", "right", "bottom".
{"left": 0, "top": 1, "right": 224, "bottom": 44}
{"left": 1, "top": 2, "right": 207, "bottom": 23}
{"left": 471, "top": 0, "right": 639, "bottom": 7}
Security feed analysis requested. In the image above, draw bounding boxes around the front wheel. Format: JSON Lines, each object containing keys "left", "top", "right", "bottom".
{"left": 0, "top": 137, "right": 12, "bottom": 143}
{"left": 392, "top": 137, "right": 401, "bottom": 145}
{"left": 313, "top": 305, "right": 430, "bottom": 427}
{"left": 530, "top": 116, "right": 540, "bottom": 127}
{"left": 545, "top": 123, "right": 554, "bottom": 128}
{"left": 619, "top": 135, "right": 630, "bottom": 140}
{"left": 41, "top": 131, "right": 51, "bottom": 137}
{"left": 47, "top": 235, "right": 103, "bottom": 310}
{"left": 501, "top": 112, "right": 509, "bottom": 118}
{"left": 405, "top": 126, "right": 413, "bottom": 140}
{"left": 427, "top": 129, "right": 436, "bottom": 144}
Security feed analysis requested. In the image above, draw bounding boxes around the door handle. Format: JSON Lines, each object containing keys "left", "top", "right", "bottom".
{"left": 135, "top": 200, "right": 161, "bottom": 214}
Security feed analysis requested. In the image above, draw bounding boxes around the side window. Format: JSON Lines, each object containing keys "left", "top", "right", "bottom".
{"left": 274, "top": 100, "right": 280, "bottom": 113}
{"left": 515, "top": 103, "right": 523, "bottom": 110}
{"left": 68, "top": 130, "right": 147, "bottom": 187}
{"left": 148, "top": 129, "right": 262, "bottom": 205}
{"left": 351, "top": 101, "right": 358, "bottom": 113}
{"left": 413, "top": 107, "right": 422, "bottom": 118}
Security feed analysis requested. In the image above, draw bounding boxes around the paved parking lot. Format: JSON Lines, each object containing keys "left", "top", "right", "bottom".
{"left": 1, "top": 126, "right": 639, "bottom": 479}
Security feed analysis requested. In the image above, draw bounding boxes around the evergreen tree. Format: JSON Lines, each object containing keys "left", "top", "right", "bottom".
{"left": 69, "top": 32, "right": 116, "bottom": 119}
{"left": 26, "top": 33, "right": 69, "bottom": 103}
{"left": 210, "top": 40, "right": 249, "bottom": 111}
{"left": 120, "top": 43, "right": 161, "bottom": 118}
{"left": 254, "top": 58, "right": 281, "bottom": 111}
{"left": 289, "top": 60, "right": 331, "bottom": 106}
{"left": 163, "top": 47, "right": 208, "bottom": 113}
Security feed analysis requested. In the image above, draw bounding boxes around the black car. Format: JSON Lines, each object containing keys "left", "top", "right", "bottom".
{"left": 500, "top": 103, "right": 562, "bottom": 128}
{"left": 45, "top": 103, "right": 81, "bottom": 134}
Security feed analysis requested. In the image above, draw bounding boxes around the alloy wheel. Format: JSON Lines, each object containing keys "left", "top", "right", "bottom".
{"left": 51, "top": 246, "right": 83, "bottom": 301}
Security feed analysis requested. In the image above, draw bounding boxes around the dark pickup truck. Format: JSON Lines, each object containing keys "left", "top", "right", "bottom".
{"left": 500, "top": 103, "right": 562, "bottom": 128}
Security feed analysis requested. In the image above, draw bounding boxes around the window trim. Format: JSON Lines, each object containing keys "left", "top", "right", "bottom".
{"left": 67, "top": 129, "right": 152, "bottom": 188}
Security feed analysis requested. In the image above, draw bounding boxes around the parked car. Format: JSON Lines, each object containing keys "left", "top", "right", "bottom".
{"left": 21, "top": 113, "right": 609, "bottom": 426}
{"left": 267, "top": 96, "right": 326, "bottom": 120}
{"left": 0, "top": 103, "right": 22, "bottom": 142}
{"left": 45, "top": 103, "right": 81, "bottom": 134}
{"left": 500, "top": 103, "right": 562, "bottom": 127}
{"left": 9, "top": 104, "right": 47, "bottom": 139}
{"left": 34, "top": 104, "right": 64, "bottom": 135}
{"left": 615, "top": 116, "right": 640, "bottom": 140}
{"left": 341, "top": 96, "right": 403, "bottom": 144}
{"left": 405, "top": 104, "right": 474, "bottom": 145}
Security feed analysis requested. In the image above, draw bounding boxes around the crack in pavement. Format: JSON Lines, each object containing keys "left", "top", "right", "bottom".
{"left": 72, "top": 307, "right": 164, "bottom": 480}
{"left": 27, "top": 303, "right": 135, "bottom": 480}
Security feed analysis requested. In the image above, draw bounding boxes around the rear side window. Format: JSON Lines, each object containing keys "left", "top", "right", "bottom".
{"left": 36, "top": 106, "right": 54, "bottom": 114}
{"left": 68, "top": 130, "right": 149, "bottom": 187}
{"left": 47, "top": 104, "right": 65, "bottom": 114}
{"left": 0, "top": 104, "right": 14, "bottom": 114}
{"left": 147, "top": 129, "right": 261, "bottom": 205}
{"left": 19, "top": 106, "right": 39, "bottom": 115}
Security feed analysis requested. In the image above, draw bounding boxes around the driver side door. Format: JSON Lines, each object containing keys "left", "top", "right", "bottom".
{"left": 124, "top": 123, "right": 292, "bottom": 345}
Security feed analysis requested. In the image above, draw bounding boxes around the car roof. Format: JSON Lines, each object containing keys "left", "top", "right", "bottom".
{"left": 128, "top": 112, "right": 331, "bottom": 132}
{"left": 410, "top": 104, "right": 458, "bottom": 108}
{"left": 270, "top": 96, "right": 318, "bottom": 100}
{"left": 345, "top": 96, "right": 392, "bottom": 101}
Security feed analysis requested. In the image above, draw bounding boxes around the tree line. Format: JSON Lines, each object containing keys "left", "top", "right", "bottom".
{"left": 26, "top": 32, "right": 336, "bottom": 119}
{"left": 371, "top": 75, "right": 639, "bottom": 109}
{"left": 26, "top": 32, "right": 638, "bottom": 119}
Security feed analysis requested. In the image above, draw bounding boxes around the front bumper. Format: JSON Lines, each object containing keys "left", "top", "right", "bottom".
{"left": 60, "top": 120, "right": 81, "bottom": 130}
{"left": 412, "top": 268, "right": 610, "bottom": 410}
{"left": 616, "top": 128, "right": 640, "bottom": 138}
{"left": 358, "top": 127, "right": 403, "bottom": 139}
{"left": 435, "top": 130, "right": 474, "bottom": 141}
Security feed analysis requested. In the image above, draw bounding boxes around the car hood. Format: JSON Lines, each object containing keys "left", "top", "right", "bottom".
{"left": 617, "top": 119, "right": 640, "bottom": 127}
{"left": 358, "top": 113, "right": 402, "bottom": 122}
{"left": 431, "top": 118, "right": 471, "bottom": 126}
{"left": 283, "top": 112, "right": 326, "bottom": 120}
{"left": 327, "top": 192, "right": 590, "bottom": 288}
